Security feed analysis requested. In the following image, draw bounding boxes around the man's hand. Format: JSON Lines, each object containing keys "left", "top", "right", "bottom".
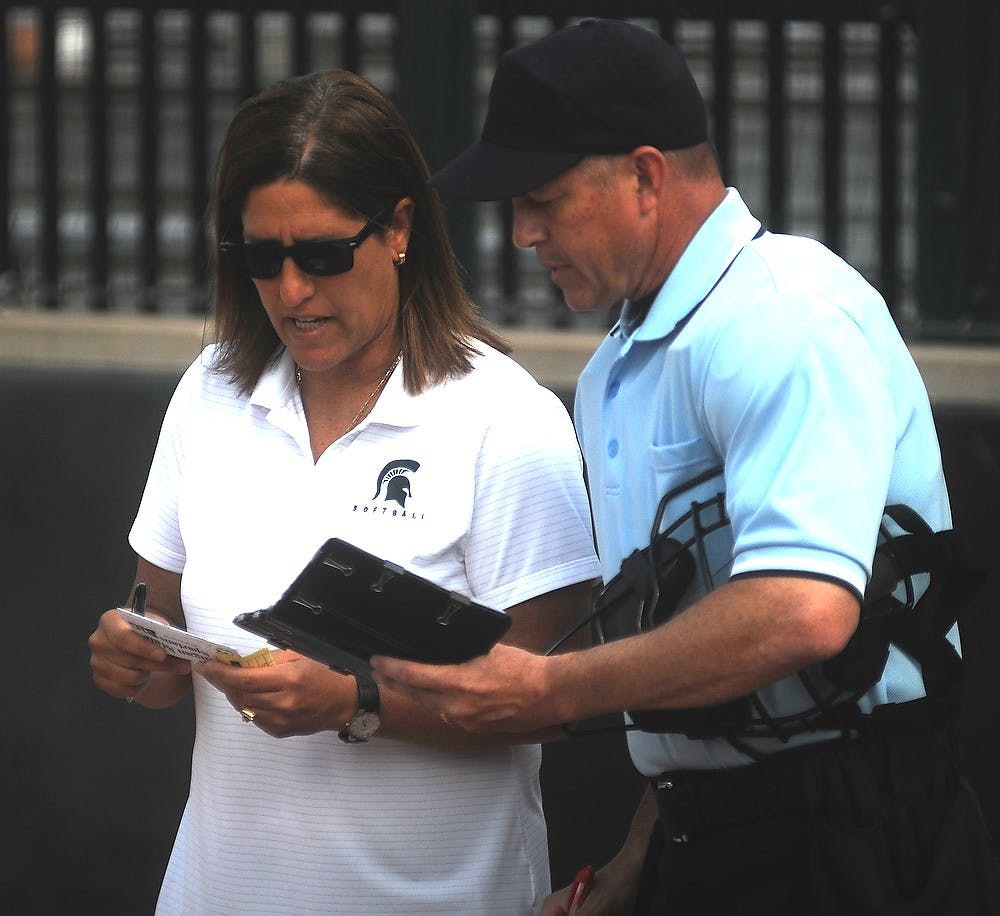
{"left": 541, "top": 869, "right": 637, "bottom": 916}
{"left": 542, "top": 788, "right": 655, "bottom": 914}
{"left": 371, "top": 643, "right": 558, "bottom": 734}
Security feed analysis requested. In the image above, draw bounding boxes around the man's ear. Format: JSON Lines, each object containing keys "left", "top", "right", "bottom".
{"left": 630, "top": 146, "right": 668, "bottom": 215}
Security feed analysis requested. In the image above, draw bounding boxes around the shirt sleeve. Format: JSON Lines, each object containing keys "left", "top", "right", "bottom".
{"left": 463, "top": 387, "right": 600, "bottom": 610}
{"left": 127, "top": 359, "right": 204, "bottom": 574}
{"left": 699, "top": 291, "right": 896, "bottom": 596}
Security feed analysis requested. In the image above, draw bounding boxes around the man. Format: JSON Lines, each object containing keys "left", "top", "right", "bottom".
{"left": 373, "top": 19, "right": 997, "bottom": 914}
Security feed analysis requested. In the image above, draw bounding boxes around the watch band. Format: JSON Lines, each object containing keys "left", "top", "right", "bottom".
{"left": 356, "top": 672, "right": 380, "bottom": 716}
{"left": 338, "top": 672, "right": 382, "bottom": 743}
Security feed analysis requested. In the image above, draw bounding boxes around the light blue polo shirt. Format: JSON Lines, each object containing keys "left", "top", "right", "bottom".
{"left": 575, "top": 189, "right": 954, "bottom": 773}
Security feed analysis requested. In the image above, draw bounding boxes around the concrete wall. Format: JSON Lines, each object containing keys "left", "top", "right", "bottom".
{"left": 4, "top": 312, "right": 1000, "bottom": 409}
{"left": 1, "top": 314, "right": 997, "bottom": 912}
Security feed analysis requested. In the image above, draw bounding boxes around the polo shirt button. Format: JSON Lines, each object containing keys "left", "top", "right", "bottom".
{"left": 608, "top": 439, "right": 619, "bottom": 458}
{"left": 608, "top": 380, "right": 620, "bottom": 398}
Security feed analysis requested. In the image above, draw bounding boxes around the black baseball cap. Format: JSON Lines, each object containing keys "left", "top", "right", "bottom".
{"left": 430, "top": 18, "right": 708, "bottom": 201}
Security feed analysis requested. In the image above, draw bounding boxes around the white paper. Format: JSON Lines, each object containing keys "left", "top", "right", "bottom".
{"left": 118, "top": 607, "right": 241, "bottom": 663}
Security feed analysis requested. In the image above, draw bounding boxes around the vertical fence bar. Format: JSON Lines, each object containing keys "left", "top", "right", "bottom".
{"left": 0, "top": 13, "right": 10, "bottom": 288}
{"left": 292, "top": 6, "right": 309, "bottom": 74}
{"left": 498, "top": 12, "right": 519, "bottom": 325}
{"left": 548, "top": 12, "right": 574, "bottom": 328}
{"left": 39, "top": 6, "right": 59, "bottom": 308}
{"left": 657, "top": 12, "right": 676, "bottom": 45}
{"left": 138, "top": 8, "right": 159, "bottom": 309}
{"left": 239, "top": 9, "right": 257, "bottom": 100}
{"left": 342, "top": 6, "right": 360, "bottom": 73}
{"left": 767, "top": 16, "right": 787, "bottom": 232}
{"left": 89, "top": 5, "right": 109, "bottom": 309}
{"left": 189, "top": 5, "right": 209, "bottom": 311}
{"left": 398, "top": 0, "right": 479, "bottom": 306}
{"left": 712, "top": 14, "right": 733, "bottom": 180}
{"left": 917, "top": 0, "right": 999, "bottom": 332}
{"left": 656, "top": 9, "right": 678, "bottom": 328}
{"left": 878, "top": 13, "right": 900, "bottom": 310}
{"left": 822, "top": 16, "right": 843, "bottom": 255}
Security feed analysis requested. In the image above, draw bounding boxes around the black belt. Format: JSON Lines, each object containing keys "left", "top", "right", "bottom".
{"left": 651, "top": 749, "right": 810, "bottom": 842}
{"left": 650, "top": 699, "right": 949, "bottom": 842}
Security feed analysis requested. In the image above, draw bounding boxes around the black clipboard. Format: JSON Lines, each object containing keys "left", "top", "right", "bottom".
{"left": 233, "top": 538, "right": 511, "bottom": 676}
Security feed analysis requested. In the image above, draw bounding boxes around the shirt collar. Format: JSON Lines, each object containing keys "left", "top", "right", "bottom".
{"left": 248, "top": 348, "right": 422, "bottom": 432}
{"left": 618, "top": 187, "right": 762, "bottom": 343}
{"left": 360, "top": 362, "right": 422, "bottom": 430}
{"left": 249, "top": 349, "right": 298, "bottom": 414}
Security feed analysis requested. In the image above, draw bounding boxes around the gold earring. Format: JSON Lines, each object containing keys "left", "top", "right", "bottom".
{"left": 394, "top": 251, "right": 407, "bottom": 266}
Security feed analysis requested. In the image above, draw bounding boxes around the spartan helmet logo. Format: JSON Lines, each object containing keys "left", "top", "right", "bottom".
{"left": 372, "top": 459, "right": 421, "bottom": 508}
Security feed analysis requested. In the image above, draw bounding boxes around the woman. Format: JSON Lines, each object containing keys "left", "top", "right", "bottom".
{"left": 88, "top": 70, "right": 600, "bottom": 914}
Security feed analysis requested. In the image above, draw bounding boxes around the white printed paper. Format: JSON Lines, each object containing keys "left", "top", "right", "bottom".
{"left": 118, "top": 608, "right": 274, "bottom": 667}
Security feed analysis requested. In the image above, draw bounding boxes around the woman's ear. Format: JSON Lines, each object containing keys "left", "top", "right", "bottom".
{"left": 389, "top": 197, "right": 415, "bottom": 252}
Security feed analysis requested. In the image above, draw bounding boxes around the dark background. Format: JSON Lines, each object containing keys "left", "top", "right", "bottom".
{"left": 1, "top": 366, "right": 996, "bottom": 914}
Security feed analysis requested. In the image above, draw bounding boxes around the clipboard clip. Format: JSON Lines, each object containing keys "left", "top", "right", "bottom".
{"left": 322, "top": 557, "right": 353, "bottom": 576}
{"left": 292, "top": 594, "right": 324, "bottom": 615}
{"left": 436, "top": 600, "right": 462, "bottom": 626}
{"left": 370, "top": 569, "right": 396, "bottom": 593}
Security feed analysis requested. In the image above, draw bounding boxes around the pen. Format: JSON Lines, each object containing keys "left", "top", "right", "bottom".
{"left": 567, "top": 864, "right": 594, "bottom": 915}
{"left": 132, "top": 581, "right": 147, "bottom": 617}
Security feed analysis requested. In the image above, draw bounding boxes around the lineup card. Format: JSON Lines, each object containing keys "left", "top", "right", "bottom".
{"left": 118, "top": 608, "right": 275, "bottom": 667}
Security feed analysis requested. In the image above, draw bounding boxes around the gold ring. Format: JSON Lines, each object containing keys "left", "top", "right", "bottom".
{"left": 439, "top": 711, "right": 450, "bottom": 725}
{"left": 240, "top": 707, "right": 255, "bottom": 723}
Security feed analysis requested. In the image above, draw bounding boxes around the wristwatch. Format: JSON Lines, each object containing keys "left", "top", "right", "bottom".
{"left": 338, "top": 672, "right": 382, "bottom": 743}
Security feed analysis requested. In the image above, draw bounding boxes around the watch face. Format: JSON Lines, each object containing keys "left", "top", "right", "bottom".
{"left": 349, "top": 710, "right": 382, "bottom": 740}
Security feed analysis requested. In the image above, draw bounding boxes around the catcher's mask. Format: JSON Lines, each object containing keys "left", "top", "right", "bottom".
{"left": 550, "top": 466, "right": 980, "bottom": 755}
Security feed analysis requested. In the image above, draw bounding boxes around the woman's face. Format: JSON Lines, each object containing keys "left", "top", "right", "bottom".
{"left": 241, "top": 179, "right": 412, "bottom": 378}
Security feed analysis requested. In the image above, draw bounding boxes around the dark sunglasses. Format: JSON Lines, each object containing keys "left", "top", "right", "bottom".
{"left": 220, "top": 211, "right": 387, "bottom": 279}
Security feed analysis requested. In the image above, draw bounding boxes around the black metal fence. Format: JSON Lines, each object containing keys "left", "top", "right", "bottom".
{"left": 2, "top": 1, "right": 993, "bottom": 335}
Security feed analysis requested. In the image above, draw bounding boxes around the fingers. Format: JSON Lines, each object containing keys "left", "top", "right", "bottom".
{"left": 89, "top": 607, "right": 189, "bottom": 699}
{"left": 194, "top": 654, "right": 354, "bottom": 739}
{"left": 194, "top": 660, "right": 282, "bottom": 733}
{"left": 371, "top": 657, "right": 501, "bottom": 731}
{"left": 372, "top": 646, "right": 554, "bottom": 735}
{"left": 370, "top": 657, "right": 455, "bottom": 717}
{"left": 89, "top": 656, "right": 151, "bottom": 700}
{"left": 540, "top": 881, "right": 581, "bottom": 916}
{"left": 195, "top": 659, "right": 282, "bottom": 709}
{"left": 92, "top": 607, "right": 186, "bottom": 667}
{"left": 370, "top": 655, "right": 457, "bottom": 694}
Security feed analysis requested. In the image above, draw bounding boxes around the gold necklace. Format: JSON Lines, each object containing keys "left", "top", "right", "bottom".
{"left": 296, "top": 350, "right": 402, "bottom": 434}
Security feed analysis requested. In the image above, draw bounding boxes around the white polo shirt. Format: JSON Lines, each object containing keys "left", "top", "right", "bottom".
{"left": 130, "top": 341, "right": 600, "bottom": 914}
{"left": 576, "top": 189, "right": 955, "bottom": 773}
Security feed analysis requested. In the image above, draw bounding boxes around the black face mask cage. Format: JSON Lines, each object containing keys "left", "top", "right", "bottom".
{"left": 545, "top": 465, "right": 728, "bottom": 657}
{"left": 550, "top": 467, "right": 974, "bottom": 751}
{"left": 733, "top": 506, "right": 968, "bottom": 750}
{"left": 595, "top": 482, "right": 729, "bottom": 647}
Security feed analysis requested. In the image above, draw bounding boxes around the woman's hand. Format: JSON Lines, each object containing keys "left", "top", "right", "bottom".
{"left": 89, "top": 560, "right": 192, "bottom": 708}
{"left": 195, "top": 650, "right": 357, "bottom": 738}
{"left": 89, "top": 605, "right": 192, "bottom": 705}
{"left": 202, "top": 580, "right": 596, "bottom": 744}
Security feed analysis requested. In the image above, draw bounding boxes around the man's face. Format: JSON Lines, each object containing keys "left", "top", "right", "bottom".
{"left": 512, "top": 158, "right": 644, "bottom": 312}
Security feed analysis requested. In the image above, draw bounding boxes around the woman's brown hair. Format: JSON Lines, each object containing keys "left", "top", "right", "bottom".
{"left": 211, "top": 69, "right": 507, "bottom": 394}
